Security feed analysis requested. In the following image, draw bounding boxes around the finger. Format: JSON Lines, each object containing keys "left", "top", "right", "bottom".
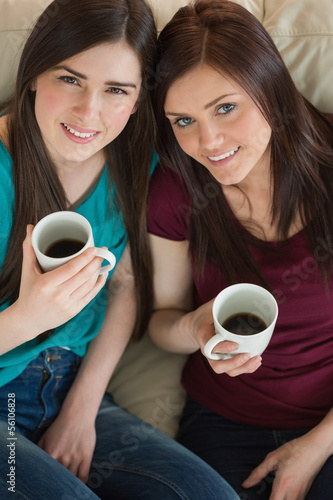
{"left": 209, "top": 352, "right": 261, "bottom": 375}
{"left": 210, "top": 353, "right": 262, "bottom": 376}
{"left": 209, "top": 340, "right": 240, "bottom": 355}
{"left": 45, "top": 247, "right": 100, "bottom": 286}
{"left": 71, "top": 270, "right": 108, "bottom": 304}
{"left": 57, "top": 455, "right": 72, "bottom": 470}
{"left": 269, "top": 478, "right": 288, "bottom": 500}
{"left": 65, "top": 255, "right": 103, "bottom": 292}
{"left": 242, "top": 456, "right": 274, "bottom": 488}
{"left": 68, "top": 273, "right": 107, "bottom": 311}
{"left": 25, "top": 224, "right": 34, "bottom": 240}
{"left": 208, "top": 352, "right": 249, "bottom": 372}
{"left": 226, "top": 354, "right": 262, "bottom": 377}
{"left": 21, "top": 225, "right": 41, "bottom": 276}
{"left": 38, "top": 439, "right": 72, "bottom": 470}
{"left": 67, "top": 458, "right": 81, "bottom": 478}
{"left": 198, "top": 333, "right": 239, "bottom": 358}
{"left": 77, "top": 457, "right": 93, "bottom": 484}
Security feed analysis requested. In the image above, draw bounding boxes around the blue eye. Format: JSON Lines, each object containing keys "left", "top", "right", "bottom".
{"left": 218, "top": 103, "right": 235, "bottom": 114}
{"left": 175, "top": 117, "right": 194, "bottom": 128}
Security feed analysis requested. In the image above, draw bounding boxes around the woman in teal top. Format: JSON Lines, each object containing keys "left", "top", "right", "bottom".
{"left": 0, "top": 1, "right": 239, "bottom": 499}
{"left": 0, "top": 144, "right": 134, "bottom": 384}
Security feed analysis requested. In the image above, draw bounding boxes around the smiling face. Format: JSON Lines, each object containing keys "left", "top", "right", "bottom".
{"left": 164, "top": 65, "right": 272, "bottom": 188}
{"left": 32, "top": 41, "right": 142, "bottom": 170}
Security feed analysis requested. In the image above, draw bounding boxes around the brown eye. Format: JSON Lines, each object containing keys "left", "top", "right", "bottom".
{"left": 59, "top": 76, "right": 79, "bottom": 85}
{"left": 107, "top": 87, "right": 127, "bottom": 95}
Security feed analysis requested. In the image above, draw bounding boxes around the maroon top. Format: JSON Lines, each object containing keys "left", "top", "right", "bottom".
{"left": 148, "top": 165, "right": 333, "bottom": 429}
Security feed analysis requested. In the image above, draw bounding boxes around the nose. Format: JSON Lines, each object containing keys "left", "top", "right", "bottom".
{"left": 72, "top": 91, "right": 100, "bottom": 123}
{"left": 199, "top": 122, "right": 224, "bottom": 150}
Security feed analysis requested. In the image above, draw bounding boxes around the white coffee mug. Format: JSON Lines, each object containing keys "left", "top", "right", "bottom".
{"left": 31, "top": 211, "right": 116, "bottom": 273}
{"left": 204, "top": 283, "right": 278, "bottom": 360}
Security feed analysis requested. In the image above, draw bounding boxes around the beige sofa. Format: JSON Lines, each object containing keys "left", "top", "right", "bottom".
{"left": 1, "top": 0, "right": 333, "bottom": 438}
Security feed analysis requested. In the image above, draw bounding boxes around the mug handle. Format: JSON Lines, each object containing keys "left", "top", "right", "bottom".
{"left": 95, "top": 248, "right": 116, "bottom": 274}
{"left": 203, "top": 334, "right": 232, "bottom": 361}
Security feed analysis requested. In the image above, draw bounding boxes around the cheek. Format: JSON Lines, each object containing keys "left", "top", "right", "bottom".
{"left": 34, "top": 90, "right": 66, "bottom": 125}
{"left": 241, "top": 112, "right": 271, "bottom": 149}
{"left": 257, "top": 123, "right": 272, "bottom": 150}
{"left": 172, "top": 129, "right": 194, "bottom": 156}
{"left": 103, "top": 103, "right": 136, "bottom": 132}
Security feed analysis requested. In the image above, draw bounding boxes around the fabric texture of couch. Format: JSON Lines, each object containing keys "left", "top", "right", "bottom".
{"left": 0, "top": 0, "right": 332, "bottom": 438}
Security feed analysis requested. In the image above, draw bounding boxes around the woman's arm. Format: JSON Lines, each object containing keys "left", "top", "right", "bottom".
{"left": 37, "top": 244, "right": 137, "bottom": 483}
{"left": 0, "top": 225, "right": 106, "bottom": 355}
{"left": 148, "top": 234, "right": 198, "bottom": 353}
{"left": 148, "top": 234, "right": 262, "bottom": 374}
{"left": 243, "top": 406, "right": 333, "bottom": 500}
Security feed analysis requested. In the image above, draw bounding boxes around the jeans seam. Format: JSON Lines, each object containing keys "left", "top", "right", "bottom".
{"left": 90, "top": 463, "right": 190, "bottom": 499}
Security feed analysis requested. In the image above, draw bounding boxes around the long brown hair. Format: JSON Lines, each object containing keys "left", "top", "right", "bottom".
{"left": 154, "top": 0, "right": 333, "bottom": 285}
{"left": 0, "top": 0, "right": 157, "bottom": 339}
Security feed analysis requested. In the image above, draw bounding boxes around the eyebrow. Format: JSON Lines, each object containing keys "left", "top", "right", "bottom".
{"left": 52, "top": 65, "right": 138, "bottom": 89}
{"left": 165, "top": 93, "right": 239, "bottom": 117}
{"left": 204, "top": 93, "right": 238, "bottom": 109}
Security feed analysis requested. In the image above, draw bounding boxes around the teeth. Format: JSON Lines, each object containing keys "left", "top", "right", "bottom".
{"left": 63, "top": 123, "right": 97, "bottom": 138}
{"left": 209, "top": 147, "right": 239, "bottom": 161}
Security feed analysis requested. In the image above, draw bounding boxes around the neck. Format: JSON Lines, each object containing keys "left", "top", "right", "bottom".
{"left": 57, "top": 151, "right": 106, "bottom": 207}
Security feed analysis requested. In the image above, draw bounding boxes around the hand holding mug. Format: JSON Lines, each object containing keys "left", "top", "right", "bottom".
{"left": 12, "top": 223, "right": 110, "bottom": 344}
{"left": 204, "top": 283, "right": 278, "bottom": 361}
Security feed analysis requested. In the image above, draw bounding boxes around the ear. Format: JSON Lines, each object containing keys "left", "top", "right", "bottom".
{"left": 30, "top": 80, "right": 37, "bottom": 91}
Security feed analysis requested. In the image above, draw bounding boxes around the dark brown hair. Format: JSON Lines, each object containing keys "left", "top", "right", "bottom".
{"left": 154, "top": 0, "right": 333, "bottom": 285}
{"left": 0, "top": 0, "right": 157, "bottom": 339}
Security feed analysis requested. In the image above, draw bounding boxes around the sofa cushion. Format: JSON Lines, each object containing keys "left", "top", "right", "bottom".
{"left": 107, "top": 332, "right": 187, "bottom": 438}
{"left": 263, "top": 0, "right": 333, "bottom": 112}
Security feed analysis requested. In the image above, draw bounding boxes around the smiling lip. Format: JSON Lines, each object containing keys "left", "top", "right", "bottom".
{"left": 61, "top": 123, "right": 100, "bottom": 144}
{"left": 207, "top": 146, "right": 240, "bottom": 167}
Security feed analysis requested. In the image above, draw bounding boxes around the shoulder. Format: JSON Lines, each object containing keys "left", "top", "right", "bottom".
{"left": 150, "top": 162, "right": 191, "bottom": 201}
{"left": 0, "top": 115, "right": 9, "bottom": 150}
{"left": 148, "top": 163, "right": 191, "bottom": 241}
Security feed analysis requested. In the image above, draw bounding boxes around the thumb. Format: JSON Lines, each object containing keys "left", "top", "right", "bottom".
{"left": 22, "top": 224, "right": 40, "bottom": 274}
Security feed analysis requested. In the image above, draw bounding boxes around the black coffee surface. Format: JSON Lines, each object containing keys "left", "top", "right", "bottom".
{"left": 222, "top": 313, "right": 267, "bottom": 335}
{"left": 45, "top": 238, "right": 85, "bottom": 258}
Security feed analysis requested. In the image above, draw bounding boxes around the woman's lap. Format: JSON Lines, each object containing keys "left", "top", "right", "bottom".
{"left": 0, "top": 419, "right": 100, "bottom": 499}
{"left": 90, "top": 393, "right": 238, "bottom": 499}
{"left": 177, "top": 396, "right": 333, "bottom": 500}
{"left": 0, "top": 349, "right": 238, "bottom": 499}
{"left": 0, "top": 348, "right": 82, "bottom": 442}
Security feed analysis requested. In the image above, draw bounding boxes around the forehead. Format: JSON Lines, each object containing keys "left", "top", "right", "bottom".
{"left": 165, "top": 65, "right": 243, "bottom": 110}
{"left": 57, "top": 41, "right": 142, "bottom": 82}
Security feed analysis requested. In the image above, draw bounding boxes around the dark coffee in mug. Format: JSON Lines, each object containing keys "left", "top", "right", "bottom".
{"left": 222, "top": 313, "right": 267, "bottom": 336}
{"left": 45, "top": 238, "right": 85, "bottom": 258}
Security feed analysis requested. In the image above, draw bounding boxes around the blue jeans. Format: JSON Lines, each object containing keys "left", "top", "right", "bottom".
{"left": 177, "top": 396, "right": 333, "bottom": 500}
{"left": 0, "top": 348, "right": 238, "bottom": 499}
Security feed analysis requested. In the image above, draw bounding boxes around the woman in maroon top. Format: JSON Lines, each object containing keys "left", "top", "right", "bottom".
{"left": 148, "top": 1, "right": 333, "bottom": 499}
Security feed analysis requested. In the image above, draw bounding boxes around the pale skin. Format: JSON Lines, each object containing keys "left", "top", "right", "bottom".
{"left": 0, "top": 41, "right": 143, "bottom": 480}
{"left": 148, "top": 64, "right": 333, "bottom": 499}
